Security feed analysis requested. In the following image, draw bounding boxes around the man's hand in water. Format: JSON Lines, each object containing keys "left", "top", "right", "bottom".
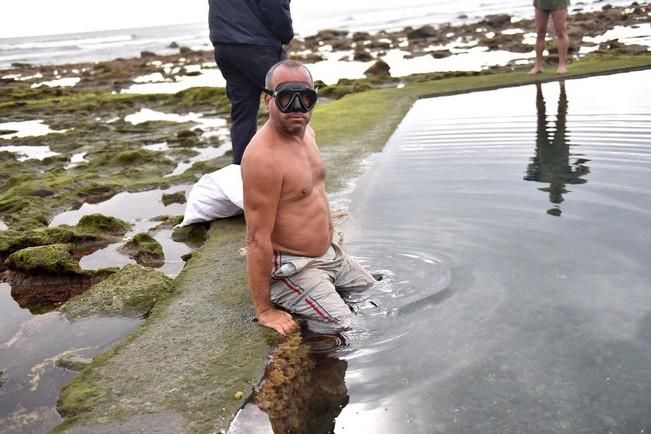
{"left": 257, "top": 308, "right": 298, "bottom": 335}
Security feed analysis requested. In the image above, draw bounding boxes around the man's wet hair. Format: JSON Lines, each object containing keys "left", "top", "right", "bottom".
{"left": 265, "top": 59, "right": 314, "bottom": 89}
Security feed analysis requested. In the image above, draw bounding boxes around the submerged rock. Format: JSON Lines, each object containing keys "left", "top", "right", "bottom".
{"left": 62, "top": 264, "right": 175, "bottom": 319}
{"left": 118, "top": 233, "right": 165, "bottom": 267}
{"left": 5, "top": 244, "right": 116, "bottom": 311}
{"left": 56, "top": 354, "right": 93, "bottom": 372}
{"left": 172, "top": 223, "right": 208, "bottom": 248}
{"left": 161, "top": 191, "right": 186, "bottom": 206}
{"left": 0, "top": 370, "right": 5, "bottom": 387}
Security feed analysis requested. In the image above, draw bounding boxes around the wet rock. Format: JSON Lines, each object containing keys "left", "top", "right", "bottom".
{"left": 6, "top": 243, "right": 83, "bottom": 274}
{"left": 364, "top": 59, "right": 391, "bottom": 78}
{"left": 56, "top": 354, "right": 93, "bottom": 371}
{"left": 76, "top": 213, "right": 131, "bottom": 236}
{"left": 172, "top": 223, "right": 209, "bottom": 248}
{"left": 597, "top": 39, "right": 649, "bottom": 54}
{"left": 431, "top": 49, "right": 454, "bottom": 59}
{"left": 119, "top": 233, "right": 164, "bottom": 267}
{"left": 353, "top": 46, "right": 374, "bottom": 62}
{"left": 62, "top": 263, "right": 175, "bottom": 319}
{"left": 407, "top": 25, "right": 437, "bottom": 40}
{"left": 481, "top": 14, "right": 512, "bottom": 29}
{"left": 352, "top": 31, "right": 371, "bottom": 42}
{"left": 161, "top": 191, "right": 186, "bottom": 206}
{"left": 8, "top": 268, "right": 116, "bottom": 313}
{"left": 150, "top": 214, "right": 183, "bottom": 231}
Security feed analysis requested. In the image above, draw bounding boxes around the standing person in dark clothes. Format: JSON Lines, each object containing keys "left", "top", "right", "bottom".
{"left": 208, "top": 0, "right": 294, "bottom": 165}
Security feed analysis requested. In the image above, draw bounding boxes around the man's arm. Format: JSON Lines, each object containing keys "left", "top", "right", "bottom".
{"left": 241, "top": 149, "right": 297, "bottom": 335}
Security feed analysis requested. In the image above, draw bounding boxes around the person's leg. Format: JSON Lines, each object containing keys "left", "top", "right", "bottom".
{"left": 271, "top": 271, "right": 352, "bottom": 324}
{"left": 550, "top": 8, "right": 569, "bottom": 73}
{"left": 330, "top": 245, "right": 376, "bottom": 295}
{"left": 529, "top": 8, "right": 550, "bottom": 74}
{"left": 213, "top": 45, "right": 286, "bottom": 164}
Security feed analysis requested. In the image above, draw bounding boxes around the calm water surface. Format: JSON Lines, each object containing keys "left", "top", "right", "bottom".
{"left": 331, "top": 70, "right": 651, "bottom": 433}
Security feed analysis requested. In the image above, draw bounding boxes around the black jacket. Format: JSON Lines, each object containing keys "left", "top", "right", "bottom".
{"left": 208, "top": 0, "right": 294, "bottom": 47}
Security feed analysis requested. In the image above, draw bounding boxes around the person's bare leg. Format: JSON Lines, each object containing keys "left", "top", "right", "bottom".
{"left": 551, "top": 8, "right": 569, "bottom": 73}
{"left": 529, "top": 8, "right": 550, "bottom": 74}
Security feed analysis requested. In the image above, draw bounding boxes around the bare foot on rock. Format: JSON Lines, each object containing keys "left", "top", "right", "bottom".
{"left": 528, "top": 65, "right": 543, "bottom": 75}
{"left": 556, "top": 65, "right": 567, "bottom": 74}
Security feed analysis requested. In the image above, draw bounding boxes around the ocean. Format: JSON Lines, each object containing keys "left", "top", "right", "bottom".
{"left": 0, "top": 0, "right": 639, "bottom": 69}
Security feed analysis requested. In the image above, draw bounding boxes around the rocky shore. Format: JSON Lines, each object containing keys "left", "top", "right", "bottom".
{"left": 0, "top": 3, "right": 650, "bottom": 433}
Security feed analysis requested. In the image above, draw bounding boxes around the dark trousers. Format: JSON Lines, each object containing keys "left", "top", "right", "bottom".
{"left": 213, "top": 44, "right": 286, "bottom": 164}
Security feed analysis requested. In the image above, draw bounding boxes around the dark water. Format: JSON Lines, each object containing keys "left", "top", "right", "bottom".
{"left": 232, "top": 70, "right": 651, "bottom": 433}
{"left": 334, "top": 70, "right": 651, "bottom": 433}
{"left": 0, "top": 282, "right": 140, "bottom": 433}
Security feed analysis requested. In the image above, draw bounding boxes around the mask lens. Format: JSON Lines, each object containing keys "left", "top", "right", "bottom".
{"left": 276, "top": 89, "right": 294, "bottom": 110}
{"left": 299, "top": 89, "right": 317, "bottom": 110}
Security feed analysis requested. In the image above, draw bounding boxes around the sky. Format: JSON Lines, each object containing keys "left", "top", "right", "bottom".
{"left": 1, "top": 0, "right": 389, "bottom": 39}
{"left": 1, "top": 0, "right": 208, "bottom": 38}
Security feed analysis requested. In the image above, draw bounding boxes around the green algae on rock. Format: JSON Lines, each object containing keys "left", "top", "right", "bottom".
{"left": 62, "top": 264, "right": 175, "bottom": 320}
{"left": 75, "top": 214, "right": 130, "bottom": 236}
{"left": 6, "top": 244, "right": 83, "bottom": 274}
{"left": 56, "top": 354, "right": 94, "bottom": 372}
{"left": 171, "top": 223, "right": 209, "bottom": 248}
{"left": 118, "top": 233, "right": 165, "bottom": 267}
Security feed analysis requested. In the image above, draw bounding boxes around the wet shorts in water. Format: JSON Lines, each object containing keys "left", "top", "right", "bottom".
{"left": 270, "top": 242, "right": 375, "bottom": 325}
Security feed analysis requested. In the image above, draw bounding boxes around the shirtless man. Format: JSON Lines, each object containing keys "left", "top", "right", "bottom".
{"left": 241, "top": 60, "right": 375, "bottom": 335}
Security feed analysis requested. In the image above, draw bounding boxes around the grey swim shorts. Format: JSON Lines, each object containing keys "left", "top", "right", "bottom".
{"left": 270, "top": 242, "right": 375, "bottom": 324}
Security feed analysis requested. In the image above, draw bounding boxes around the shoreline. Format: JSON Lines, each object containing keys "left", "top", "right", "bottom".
{"left": 1, "top": 3, "right": 649, "bottom": 91}
{"left": 0, "top": 4, "right": 649, "bottom": 432}
{"left": 52, "top": 53, "right": 651, "bottom": 433}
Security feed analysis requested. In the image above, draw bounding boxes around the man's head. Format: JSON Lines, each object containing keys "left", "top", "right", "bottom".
{"left": 263, "top": 60, "right": 316, "bottom": 134}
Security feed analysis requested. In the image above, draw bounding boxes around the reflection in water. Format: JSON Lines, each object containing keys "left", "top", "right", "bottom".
{"left": 523, "top": 81, "right": 590, "bottom": 216}
{"left": 230, "top": 332, "right": 349, "bottom": 434}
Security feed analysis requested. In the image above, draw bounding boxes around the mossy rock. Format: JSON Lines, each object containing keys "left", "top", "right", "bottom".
{"left": 75, "top": 214, "right": 130, "bottom": 236}
{"left": 161, "top": 191, "right": 186, "bottom": 206}
{"left": 0, "top": 226, "right": 108, "bottom": 260}
{"left": 5, "top": 243, "right": 83, "bottom": 274}
{"left": 114, "top": 149, "right": 159, "bottom": 165}
{"left": 364, "top": 59, "right": 391, "bottom": 78}
{"left": 119, "top": 232, "right": 164, "bottom": 267}
{"left": 171, "top": 223, "right": 209, "bottom": 247}
{"left": 62, "top": 264, "right": 175, "bottom": 319}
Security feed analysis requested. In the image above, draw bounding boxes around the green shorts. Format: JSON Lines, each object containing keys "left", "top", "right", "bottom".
{"left": 270, "top": 242, "right": 375, "bottom": 325}
{"left": 533, "top": 0, "right": 570, "bottom": 10}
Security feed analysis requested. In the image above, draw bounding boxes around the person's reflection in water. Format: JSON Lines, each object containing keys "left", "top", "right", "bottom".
{"left": 524, "top": 80, "right": 590, "bottom": 216}
{"left": 237, "top": 321, "right": 349, "bottom": 434}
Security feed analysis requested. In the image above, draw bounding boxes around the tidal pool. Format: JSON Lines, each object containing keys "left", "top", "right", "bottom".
{"left": 49, "top": 185, "right": 194, "bottom": 277}
{"left": 0, "top": 283, "right": 141, "bottom": 433}
{"left": 231, "top": 70, "right": 651, "bottom": 433}
{"left": 335, "top": 70, "right": 651, "bottom": 433}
